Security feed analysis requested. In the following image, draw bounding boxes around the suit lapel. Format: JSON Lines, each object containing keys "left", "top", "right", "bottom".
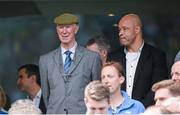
{"left": 53, "top": 47, "right": 64, "bottom": 74}
{"left": 133, "top": 43, "right": 150, "bottom": 87}
{"left": 69, "top": 45, "right": 83, "bottom": 74}
{"left": 120, "top": 50, "right": 126, "bottom": 91}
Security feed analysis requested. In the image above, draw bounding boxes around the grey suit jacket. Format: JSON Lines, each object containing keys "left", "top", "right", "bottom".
{"left": 39, "top": 45, "right": 102, "bottom": 114}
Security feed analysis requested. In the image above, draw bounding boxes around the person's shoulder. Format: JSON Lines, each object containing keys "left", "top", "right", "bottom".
{"left": 130, "top": 99, "right": 145, "bottom": 113}
{"left": 122, "top": 91, "right": 145, "bottom": 111}
{"left": 0, "top": 110, "right": 7, "bottom": 114}
{"left": 144, "top": 43, "right": 166, "bottom": 56}
{"left": 110, "top": 46, "right": 124, "bottom": 54}
{"left": 130, "top": 98, "right": 145, "bottom": 108}
{"left": 122, "top": 91, "right": 144, "bottom": 108}
{"left": 78, "top": 45, "right": 99, "bottom": 56}
{"left": 40, "top": 47, "right": 60, "bottom": 61}
{"left": 41, "top": 47, "right": 60, "bottom": 57}
{"left": 108, "top": 46, "right": 124, "bottom": 60}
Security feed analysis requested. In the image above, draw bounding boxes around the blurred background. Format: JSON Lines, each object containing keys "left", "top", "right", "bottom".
{"left": 0, "top": 0, "right": 180, "bottom": 109}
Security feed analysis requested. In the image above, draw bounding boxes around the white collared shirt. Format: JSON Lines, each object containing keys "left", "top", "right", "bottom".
{"left": 125, "top": 42, "right": 144, "bottom": 98}
{"left": 61, "top": 41, "right": 77, "bottom": 64}
{"left": 32, "top": 89, "right": 42, "bottom": 108}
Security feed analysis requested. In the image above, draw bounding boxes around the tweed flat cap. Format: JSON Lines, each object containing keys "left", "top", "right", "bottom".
{"left": 54, "top": 13, "right": 79, "bottom": 25}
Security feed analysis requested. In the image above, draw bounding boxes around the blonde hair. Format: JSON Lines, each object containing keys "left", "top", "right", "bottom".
{"left": 152, "top": 79, "right": 180, "bottom": 96}
{"left": 84, "top": 80, "right": 110, "bottom": 101}
{"left": 0, "top": 86, "right": 6, "bottom": 107}
{"left": 8, "top": 99, "right": 41, "bottom": 114}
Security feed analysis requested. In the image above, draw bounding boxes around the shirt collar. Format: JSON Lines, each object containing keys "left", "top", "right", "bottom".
{"left": 61, "top": 41, "right": 77, "bottom": 54}
{"left": 124, "top": 41, "right": 144, "bottom": 54}
{"left": 108, "top": 91, "right": 135, "bottom": 113}
{"left": 27, "top": 89, "right": 42, "bottom": 100}
{"left": 36, "top": 89, "right": 42, "bottom": 99}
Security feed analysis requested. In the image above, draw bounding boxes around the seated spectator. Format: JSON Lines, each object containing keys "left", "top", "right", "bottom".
{"left": 8, "top": 99, "right": 41, "bottom": 114}
{"left": 84, "top": 80, "right": 110, "bottom": 115}
{"left": 101, "top": 61, "right": 145, "bottom": 114}
{"left": 0, "top": 86, "right": 7, "bottom": 114}
{"left": 152, "top": 79, "right": 180, "bottom": 107}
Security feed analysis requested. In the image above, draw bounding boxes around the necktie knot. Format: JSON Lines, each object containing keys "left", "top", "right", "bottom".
{"left": 65, "top": 50, "right": 72, "bottom": 56}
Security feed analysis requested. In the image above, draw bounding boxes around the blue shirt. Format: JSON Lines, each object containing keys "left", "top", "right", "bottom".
{"left": 0, "top": 111, "right": 7, "bottom": 114}
{"left": 108, "top": 91, "right": 145, "bottom": 114}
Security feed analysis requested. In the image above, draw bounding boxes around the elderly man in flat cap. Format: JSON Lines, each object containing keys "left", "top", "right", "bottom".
{"left": 39, "top": 13, "right": 102, "bottom": 114}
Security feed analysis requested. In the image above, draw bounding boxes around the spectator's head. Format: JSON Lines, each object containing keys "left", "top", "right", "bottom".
{"left": 8, "top": 99, "right": 41, "bottom": 114}
{"left": 0, "top": 86, "right": 6, "bottom": 108}
{"left": 17, "top": 64, "right": 40, "bottom": 92}
{"left": 152, "top": 79, "right": 180, "bottom": 106}
{"left": 86, "top": 35, "right": 111, "bottom": 65}
{"left": 171, "top": 61, "right": 180, "bottom": 80}
{"left": 54, "top": 13, "right": 79, "bottom": 46}
{"left": 84, "top": 80, "right": 110, "bottom": 115}
{"left": 101, "top": 61, "right": 125, "bottom": 95}
{"left": 118, "top": 14, "right": 143, "bottom": 48}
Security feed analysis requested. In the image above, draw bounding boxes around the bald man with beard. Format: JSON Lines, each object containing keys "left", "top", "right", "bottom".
{"left": 108, "top": 14, "right": 168, "bottom": 107}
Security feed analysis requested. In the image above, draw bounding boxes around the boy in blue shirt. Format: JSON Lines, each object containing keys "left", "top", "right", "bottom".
{"left": 101, "top": 61, "right": 145, "bottom": 114}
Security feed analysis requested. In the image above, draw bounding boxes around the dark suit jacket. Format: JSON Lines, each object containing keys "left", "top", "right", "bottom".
{"left": 108, "top": 43, "right": 169, "bottom": 107}
{"left": 39, "top": 94, "right": 46, "bottom": 114}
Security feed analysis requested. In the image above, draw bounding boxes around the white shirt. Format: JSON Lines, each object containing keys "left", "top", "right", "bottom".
{"left": 125, "top": 42, "right": 144, "bottom": 98}
{"left": 61, "top": 41, "right": 77, "bottom": 65}
{"left": 32, "top": 89, "right": 42, "bottom": 108}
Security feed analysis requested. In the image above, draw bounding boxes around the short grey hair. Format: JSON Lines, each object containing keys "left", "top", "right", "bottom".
{"left": 8, "top": 99, "right": 42, "bottom": 114}
{"left": 86, "top": 34, "right": 111, "bottom": 53}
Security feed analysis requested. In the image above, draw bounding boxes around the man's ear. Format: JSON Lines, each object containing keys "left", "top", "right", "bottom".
{"left": 119, "top": 76, "right": 125, "bottom": 84}
{"left": 75, "top": 25, "right": 79, "bottom": 34}
{"left": 135, "top": 26, "right": 141, "bottom": 34}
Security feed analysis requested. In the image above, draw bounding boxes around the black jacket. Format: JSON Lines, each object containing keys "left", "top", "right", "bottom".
{"left": 108, "top": 43, "right": 169, "bottom": 107}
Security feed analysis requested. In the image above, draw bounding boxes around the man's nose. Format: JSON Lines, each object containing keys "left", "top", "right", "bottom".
{"left": 119, "top": 30, "right": 123, "bottom": 37}
{"left": 103, "top": 78, "right": 109, "bottom": 84}
{"left": 62, "top": 27, "right": 67, "bottom": 33}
